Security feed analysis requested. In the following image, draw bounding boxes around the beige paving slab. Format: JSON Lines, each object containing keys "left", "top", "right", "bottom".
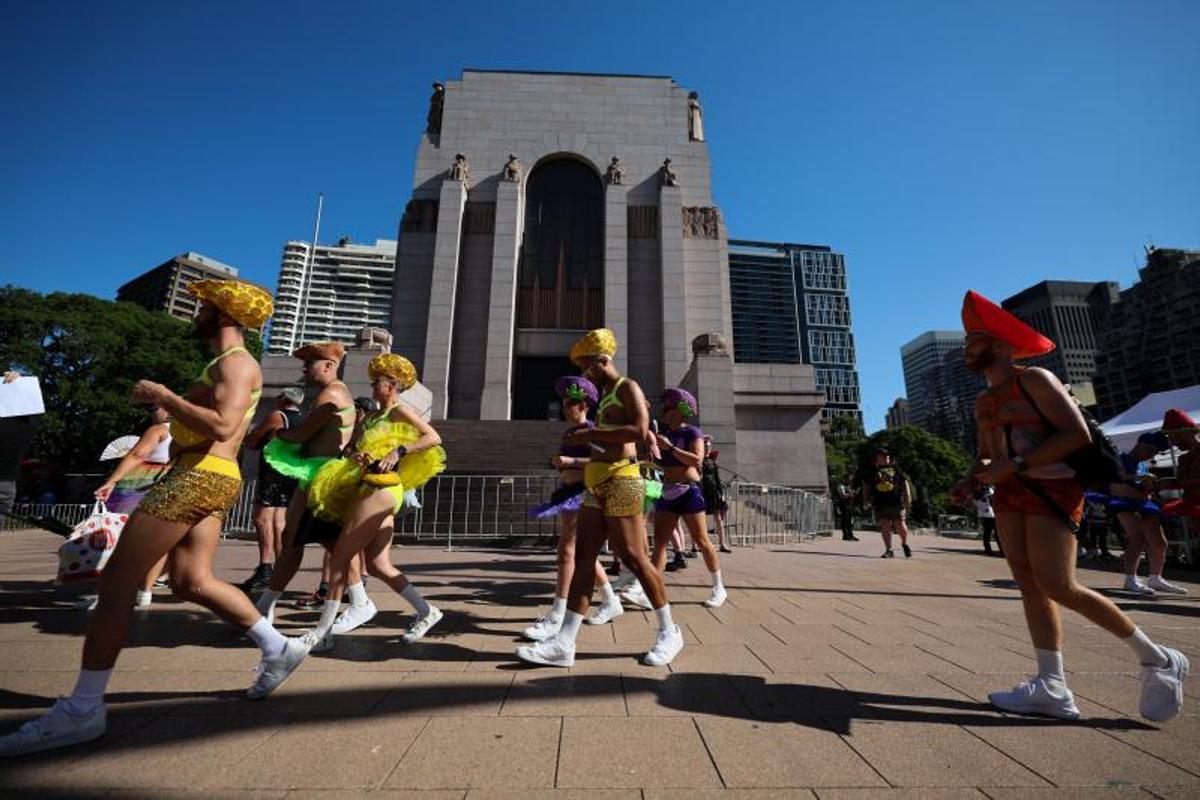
{"left": 621, "top": 671, "right": 750, "bottom": 718}
{"left": 376, "top": 672, "right": 514, "bottom": 717}
{"left": 979, "top": 789, "right": 1153, "bottom": 799}
{"left": 502, "top": 673, "right": 625, "bottom": 716}
{"left": 386, "top": 717, "right": 560, "bottom": 790}
{"left": 696, "top": 717, "right": 885, "bottom": 788}
{"left": 726, "top": 672, "right": 850, "bottom": 721}
{"left": 813, "top": 790, "right": 986, "bottom": 800}
{"left": 646, "top": 791, "right": 818, "bottom": 800}
{"left": 557, "top": 716, "right": 722, "bottom": 788}
{"left": 288, "top": 791, "right": 464, "bottom": 799}
{"left": 668, "top": 642, "right": 773, "bottom": 675}
{"left": 468, "top": 791, "right": 641, "bottom": 799}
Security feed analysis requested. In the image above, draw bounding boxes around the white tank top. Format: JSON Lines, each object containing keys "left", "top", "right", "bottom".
{"left": 146, "top": 428, "right": 173, "bottom": 464}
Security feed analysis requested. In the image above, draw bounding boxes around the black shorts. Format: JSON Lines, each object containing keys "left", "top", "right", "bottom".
{"left": 701, "top": 483, "right": 727, "bottom": 514}
{"left": 293, "top": 510, "right": 341, "bottom": 547}
{"left": 255, "top": 465, "right": 298, "bottom": 508}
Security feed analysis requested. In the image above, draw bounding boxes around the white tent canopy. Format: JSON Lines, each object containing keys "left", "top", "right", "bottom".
{"left": 1100, "top": 384, "right": 1200, "bottom": 455}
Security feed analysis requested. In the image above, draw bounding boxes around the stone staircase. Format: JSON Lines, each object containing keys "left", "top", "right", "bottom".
{"left": 434, "top": 420, "right": 565, "bottom": 474}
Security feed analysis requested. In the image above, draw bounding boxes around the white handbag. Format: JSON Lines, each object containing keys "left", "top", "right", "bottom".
{"left": 56, "top": 501, "right": 129, "bottom": 583}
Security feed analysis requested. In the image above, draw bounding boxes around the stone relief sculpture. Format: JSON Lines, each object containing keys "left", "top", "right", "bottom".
{"left": 659, "top": 158, "right": 679, "bottom": 187}
{"left": 687, "top": 92, "right": 705, "bottom": 142}
{"left": 447, "top": 153, "right": 470, "bottom": 187}
{"left": 682, "top": 206, "right": 721, "bottom": 240}
{"left": 604, "top": 156, "right": 625, "bottom": 186}
{"left": 426, "top": 82, "right": 445, "bottom": 135}
{"left": 502, "top": 153, "right": 521, "bottom": 182}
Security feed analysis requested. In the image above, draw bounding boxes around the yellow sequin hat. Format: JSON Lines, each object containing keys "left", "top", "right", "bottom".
{"left": 187, "top": 279, "right": 274, "bottom": 329}
{"left": 368, "top": 354, "right": 417, "bottom": 391}
{"left": 569, "top": 328, "right": 618, "bottom": 367}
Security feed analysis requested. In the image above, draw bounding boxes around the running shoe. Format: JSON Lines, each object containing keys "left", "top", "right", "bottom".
{"left": 331, "top": 599, "right": 378, "bottom": 634}
{"left": 0, "top": 698, "right": 106, "bottom": 757}
{"left": 295, "top": 584, "right": 329, "bottom": 609}
{"left": 300, "top": 628, "right": 334, "bottom": 653}
{"left": 1123, "top": 576, "right": 1156, "bottom": 597}
{"left": 246, "top": 637, "right": 311, "bottom": 700}
{"left": 238, "top": 564, "right": 274, "bottom": 596}
{"left": 881, "top": 550, "right": 895, "bottom": 559}
{"left": 1146, "top": 576, "right": 1188, "bottom": 596}
{"left": 584, "top": 598, "right": 624, "bottom": 625}
{"left": 610, "top": 571, "right": 638, "bottom": 592}
{"left": 152, "top": 576, "right": 170, "bottom": 589}
{"left": 620, "top": 582, "right": 653, "bottom": 610}
{"left": 643, "top": 624, "right": 684, "bottom": 666}
{"left": 515, "top": 636, "right": 575, "bottom": 667}
{"left": 1139, "top": 647, "right": 1189, "bottom": 722}
{"left": 401, "top": 606, "right": 444, "bottom": 644}
{"left": 719, "top": 544, "right": 733, "bottom": 552}
{"left": 523, "top": 612, "right": 564, "bottom": 642}
{"left": 704, "top": 585, "right": 727, "bottom": 609}
{"left": 666, "top": 553, "right": 685, "bottom": 572}
{"left": 988, "top": 676, "right": 1080, "bottom": 720}
{"left": 686, "top": 549, "right": 699, "bottom": 559}
{"left": 902, "top": 544, "right": 913, "bottom": 558}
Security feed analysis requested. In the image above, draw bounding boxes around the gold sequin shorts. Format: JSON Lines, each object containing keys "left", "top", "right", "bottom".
{"left": 139, "top": 453, "right": 242, "bottom": 526}
{"left": 582, "top": 477, "right": 646, "bottom": 518}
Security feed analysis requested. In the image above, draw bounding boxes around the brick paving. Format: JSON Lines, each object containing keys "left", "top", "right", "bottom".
{"left": 0, "top": 528, "right": 1197, "bottom": 798}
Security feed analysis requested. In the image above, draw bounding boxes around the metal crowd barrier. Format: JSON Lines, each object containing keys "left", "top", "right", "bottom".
{"left": 4, "top": 475, "right": 833, "bottom": 545}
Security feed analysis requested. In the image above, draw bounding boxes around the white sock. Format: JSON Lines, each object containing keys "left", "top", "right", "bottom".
{"left": 654, "top": 604, "right": 674, "bottom": 631}
{"left": 256, "top": 588, "right": 281, "bottom": 616}
{"left": 550, "top": 596, "right": 567, "bottom": 618}
{"left": 64, "top": 668, "right": 112, "bottom": 716}
{"left": 247, "top": 617, "right": 287, "bottom": 658}
{"left": 136, "top": 590, "right": 152, "bottom": 606}
{"left": 1125, "top": 626, "right": 1169, "bottom": 667}
{"left": 312, "top": 599, "right": 341, "bottom": 638}
{"left": 1034, "top": 648, "right": 1066, "bottom": 684}
{"left": 711, "top": 570, "right": 723, "bottom": 589}
{"left": 346, "top": 581, "right": 370, "bottom": 608}
{"left": 401, "top": 585, "right": 431, "bottom": 616}
{"left": 557, "top": 609, "right": 583, "bottom": 643}
{"left": 598, "top": 581, "right": 616, "bottom": 605}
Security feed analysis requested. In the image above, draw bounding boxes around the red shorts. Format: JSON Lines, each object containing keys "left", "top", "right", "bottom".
{"left": 993, "top": 477, "right": 1084, "bottom": 525}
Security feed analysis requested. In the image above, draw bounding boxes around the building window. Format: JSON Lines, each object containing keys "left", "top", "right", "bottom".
{"left": 804, "top": 293, "right": 851, "bottom": 327}
{"left": 808, "top": 330, "right": 856, "bottom": 365}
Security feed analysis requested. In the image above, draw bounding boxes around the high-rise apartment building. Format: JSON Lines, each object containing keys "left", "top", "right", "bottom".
{"left": 727, "top": 240, "right": 860, "bottom": 424}
{"left": 116, "top": 252, "right": 239, "bottom": 322}
{"left": 885, "top": 398, "right": 910, "bottom": 429}
{"left": 267, "top": 237, "right": 397, "bottom": 356}
{"left": 1093, "top": 247, "right": 1200, "bottom": 419}
{"left": 900, "top": 331, "right": 982, "bottom": 451}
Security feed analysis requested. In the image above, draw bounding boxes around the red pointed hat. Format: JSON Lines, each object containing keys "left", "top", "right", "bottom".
{"left": 961, "top": 290, "right": 1056, "bottom": 360}
{"left": 1163, "top": 408, "right": 1197, "bottom": 431}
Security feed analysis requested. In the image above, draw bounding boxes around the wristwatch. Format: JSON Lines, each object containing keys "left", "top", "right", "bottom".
{"left": 1012, "top": 455, "right": 1029, "bottom": 473}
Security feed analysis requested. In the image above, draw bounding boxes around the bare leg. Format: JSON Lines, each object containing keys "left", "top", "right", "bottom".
{"left": 566, "top": 507, "right": 607, "bottom": 616}
{"left": 325, "top": 490, "right": 395, "bottom": 607}
{"left": 712, "top": 510, "right": 727, "bottom": 548}
{"left": 606, "top": 514, "right": 669, "bottom": 609}
{"left": 682, "top": 511, "right": 719, "bottom": 572}
{"left": 169, "top": 517, "right": 265, "bottom": 629}
{"left": 267, "top": 490, "right": 309, "bottom": 593}
{"left": 652, "top": 511, "right": 679, "bottom": 573}
{"left": 1142, "top": 516, "right": 1169, "bottom": 578}
{"left": 1119, "top": 512, "right": 1146, "bottom": 578}
{"left": 880, "top": 518, "right": 894, "bottom": 552}
{"left": 555, "top": 512, "right": 579, "bottom": 600}
{"left": 271, "top": 507, "right": 286, "bottom": 562}
{"left": 141, "top": 553, "right": 169, "bottom": 592}
{"left": 252, "top": 503, "right": 275, "bottom": 565}
{"left": 363, "top": 517, "right": 412, "bottom": 593}
{"left": 895, "top": 517, "right": 910, "bottom": 546}
{"left": 997, "top": 512, "right": 1062, "bottom": 651}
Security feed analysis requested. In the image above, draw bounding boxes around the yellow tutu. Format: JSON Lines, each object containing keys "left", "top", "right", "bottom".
{"left": 306, "top": 420, "right": 446, "bottom": 522}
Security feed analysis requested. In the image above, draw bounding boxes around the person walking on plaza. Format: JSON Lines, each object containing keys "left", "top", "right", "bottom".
{"left": 862, "top": 447, "right": 912, "bottom": 558}
{"left": 834, "top": 482, "right": 859, "bottom": 542}
{"left": 0, "top": 279, "right": 312, "bottom": 757}
{"left": 289, "top": 353, "right": 446, "bottom": 654}
{"left": 650, "top": 387, "right": 726, "bottom": 608}
{"left": 517, "top": 329, "right": 683, "bottom": 668}
{"left": 953, "top": 289, "right": 1187, "bottom": 723}
{"left": 239, "top": 387, "right": 305, "bottom": 596}
{"left": 1159, "top": 408, "right": 1200, "bottom": 518}
{"left": 972, "top": 485, "right": 1001, "bottom": 556}
{"left": 701, "top": 437, "right": 733, "bottom": 551}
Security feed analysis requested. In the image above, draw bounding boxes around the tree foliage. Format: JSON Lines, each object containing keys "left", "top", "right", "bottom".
{"left": 0, "top": 287, "right": 261, "bottom": 472}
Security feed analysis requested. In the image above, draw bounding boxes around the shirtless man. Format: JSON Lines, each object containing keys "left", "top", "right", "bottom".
{"left": 516, "top": 329, "right": 683, "bottom": 667}
{"left": 0, "top": 279, "right": 308, "bottom": 756}
{"left": 952, "top": 290, "right": 1187, "bottom": 722}
{"left": 255, "top": 343, "right": 377, "bottom": 634}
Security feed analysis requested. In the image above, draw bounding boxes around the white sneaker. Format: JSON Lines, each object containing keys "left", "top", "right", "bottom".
{"left": 0, "top": 698, "right": 106, "bottom": 757}
{"left": 1077, "top": 547, "right": 1088, "bottom": 559}
{"left": 1146, "top": 576, "right": 1188, "bottom": 596}
{"left": 246, "top": 637, "right": 311, "bottom": 700}
{"left": 704, "top": 585, "right": 727, "bottom": 609}
{"left": 611, "top": 571, "right": 637, "bottom": 592}
{"left": 331, "top": 600, "right": 378, "bottom": 634}
{"left": 135, "top": 590, "right": 153, "bottom": 609}
{"left": 523, "top": 612, "right": 564, "bottom": 641}
{"left": 988, "top": 676, "right": 1080, "bottom": 720}
{"left": 1087, "top": 548, "right": 1102, "bottom": 559}
{"left": 620, "top": 582, "right": 652, "bottom": 610}
{"left": 401, "top": 605, "right": 443, "bottom": 644}
{"left": 1123, "top": 576, "right": 1156, "bottom": 597}
{"left": 643, "top": 624, "right": 684, "bottom": 667}
{"left": 515, "top": 636, "right": 575, "bottom": 667}
{"left": 1140, "top": 646, "right": 1190, "bottom": 722}
{"left": 74, "top": 595, "right": 99, "bottom": 611}
{"left": 585, "top": 599, "right": 624, "bottom": 625}
{"left": 300, "top": 629, "right": 334, "bottom": 653}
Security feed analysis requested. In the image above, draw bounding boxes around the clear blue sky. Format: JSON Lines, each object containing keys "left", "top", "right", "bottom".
{"left": 2, "top": 1, "right": 1197, "bottom": 432}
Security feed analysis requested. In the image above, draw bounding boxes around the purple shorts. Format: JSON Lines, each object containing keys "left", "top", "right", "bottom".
{"left": 655, "top": 482, "right": 706, "bottom": 515}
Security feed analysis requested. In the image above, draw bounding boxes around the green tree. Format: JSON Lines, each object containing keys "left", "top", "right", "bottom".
{"left": 0, "top": 287, "right": 262, "bottom": 472}
{"left": 825, "top": 414, "right": 867, "bottom": 489}
{"left": 855, "top": 425, "right": 972, "bottom": 522}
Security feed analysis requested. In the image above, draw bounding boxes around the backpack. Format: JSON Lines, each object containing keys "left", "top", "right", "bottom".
{"left": 1014, "top": 373, "right": 1122, "bottom": 491}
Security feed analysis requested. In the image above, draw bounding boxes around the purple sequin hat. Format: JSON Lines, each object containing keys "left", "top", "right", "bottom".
{"left": 555, "top": 376, "right": 599, "bottom": 407}
{"left": 661, "top": 387, "right": 698, "bottom": 418}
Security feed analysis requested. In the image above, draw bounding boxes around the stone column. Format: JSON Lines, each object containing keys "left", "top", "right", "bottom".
{"left": 479, "top": 179, "right": 523, "bottom": 419}
{"left": 659, "top": 184, "right": 688, "bottom": 384}
{"left": 603, "top": 184, "right": 629, "bottom": 371}
{"left": 422, "top": 178, "right": 468, "bottom": 420}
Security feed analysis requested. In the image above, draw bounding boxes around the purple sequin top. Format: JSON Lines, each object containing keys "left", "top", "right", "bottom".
{"left": 659, "top": 424, "right": 702, "bottom": 468}
{"left": 560, "top": 421, "right": 595, "bottom": 459}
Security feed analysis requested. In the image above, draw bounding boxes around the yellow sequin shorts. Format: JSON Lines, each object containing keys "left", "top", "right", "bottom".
{"left": 582, "top": 460, "right": 646, "bottom": 517}
{"left": 139, "top": 453, "right": 242, "bottom": 526}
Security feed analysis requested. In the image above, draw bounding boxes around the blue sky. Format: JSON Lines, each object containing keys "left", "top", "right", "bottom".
{"left": 2, "top": 1, "right": 1197, "bottom": 432}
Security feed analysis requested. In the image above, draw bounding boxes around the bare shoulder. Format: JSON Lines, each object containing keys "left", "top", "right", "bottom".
{"left": 215, "top": 350, "right": 258, "bottom": 384}
{"left": 390, "top": 401, "right": 424, "bottom": 425}
{"left": 618, "top": 376, "right": 645, "bottom": 403}
{"left": 1020, "top": 367, "right": 1062, "bottom": 393}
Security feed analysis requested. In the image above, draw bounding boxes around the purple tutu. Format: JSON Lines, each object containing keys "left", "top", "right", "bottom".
{"left": 530, "top": 483, "right": 586, "bottom": 519}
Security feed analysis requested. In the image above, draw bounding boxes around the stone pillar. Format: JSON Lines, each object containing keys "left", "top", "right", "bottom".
{"left": 479, "top": 179, "right": 523, "bottom": 419}
{"left": 659, "top": 184, "right": 688, "bottom": 384}
{"left": 422, "top": 178, "right": 468, "bottom": 420}
{"left": 603, "top": 184, "right": 629, "bottom": 370}
{"left": 680, "top": 334, "right": 738, "bottom": 479}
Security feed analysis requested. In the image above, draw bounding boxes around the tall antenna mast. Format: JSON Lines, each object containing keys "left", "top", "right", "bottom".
{"left": 291, "top": 193, "right": 324, "bottom": 351}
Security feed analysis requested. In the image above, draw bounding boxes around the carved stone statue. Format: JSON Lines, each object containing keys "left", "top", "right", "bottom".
{"left": 426, "top": 82, "right": 445, "bottom": 136}
{"left": 659, "top": 158, "right": 679, "bottom": 187}
{"left": 447, "top": 153, "right": 470, "bottom": 187}
{"left": 687, "top": 91, "right": 705, "bottom": 142}
{"left": 681, "top": 206, "right": 720, "bottom": 239}
{"left": 502, "top": 153, "right": 521, "bottom": 182}
{"left": 604, "top": 156, "right": 625, "bottom": 186}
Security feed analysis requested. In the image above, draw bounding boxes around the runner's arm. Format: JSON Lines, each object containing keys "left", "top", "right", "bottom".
{"left": 244, "top": 409, "right": 285, "bottom": 450}
{"left": 137, "top": 358, "right": 256, "bottom": 442}
{"left": 96, "top": 424, "right": 167, "bottom": 499}
{"left": 277, "top": 387, "right": 342, "bottom": 443}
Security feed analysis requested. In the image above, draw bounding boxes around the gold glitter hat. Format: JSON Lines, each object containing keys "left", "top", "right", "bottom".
{"left": 292, "top": 341, "right": 346, "bottom": 364}
{"left": 368, "top": 354, "right": 417, "bottom": 391}
{"left": 187, "top": 279, "right": 274, "bottom": 329}
{"left": 569, "top": 328, "right": 617, "bottom": 367}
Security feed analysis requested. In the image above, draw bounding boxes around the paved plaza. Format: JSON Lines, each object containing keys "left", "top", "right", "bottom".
{"left": 0, "top": 528, "right": 1197, "bottom": 798}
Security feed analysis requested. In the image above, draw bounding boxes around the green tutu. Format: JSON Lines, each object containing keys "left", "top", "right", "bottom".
{"left": 263, "top": 438, "right": 334, "bottom": 489}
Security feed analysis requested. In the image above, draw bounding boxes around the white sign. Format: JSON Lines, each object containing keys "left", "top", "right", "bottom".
{"left": 0, "top": 376, "right": 46, "bottom": 418}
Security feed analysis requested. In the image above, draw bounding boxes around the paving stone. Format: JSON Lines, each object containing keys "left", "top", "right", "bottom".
{"left": 557, "top": 717, "right": 721, "bottom": 788}
{"left": 386, "top": 717, "right": 560, "bottom": 789}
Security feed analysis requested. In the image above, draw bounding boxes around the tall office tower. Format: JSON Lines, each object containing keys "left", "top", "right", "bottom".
{"left": 116, "top": 252, "right": 240, "bottom": 322}
{"left": 900, "top": 331, "right": 983, "bottom": 451}
{"left": 886, "top": 398, "right": 910, "bottom": 429}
